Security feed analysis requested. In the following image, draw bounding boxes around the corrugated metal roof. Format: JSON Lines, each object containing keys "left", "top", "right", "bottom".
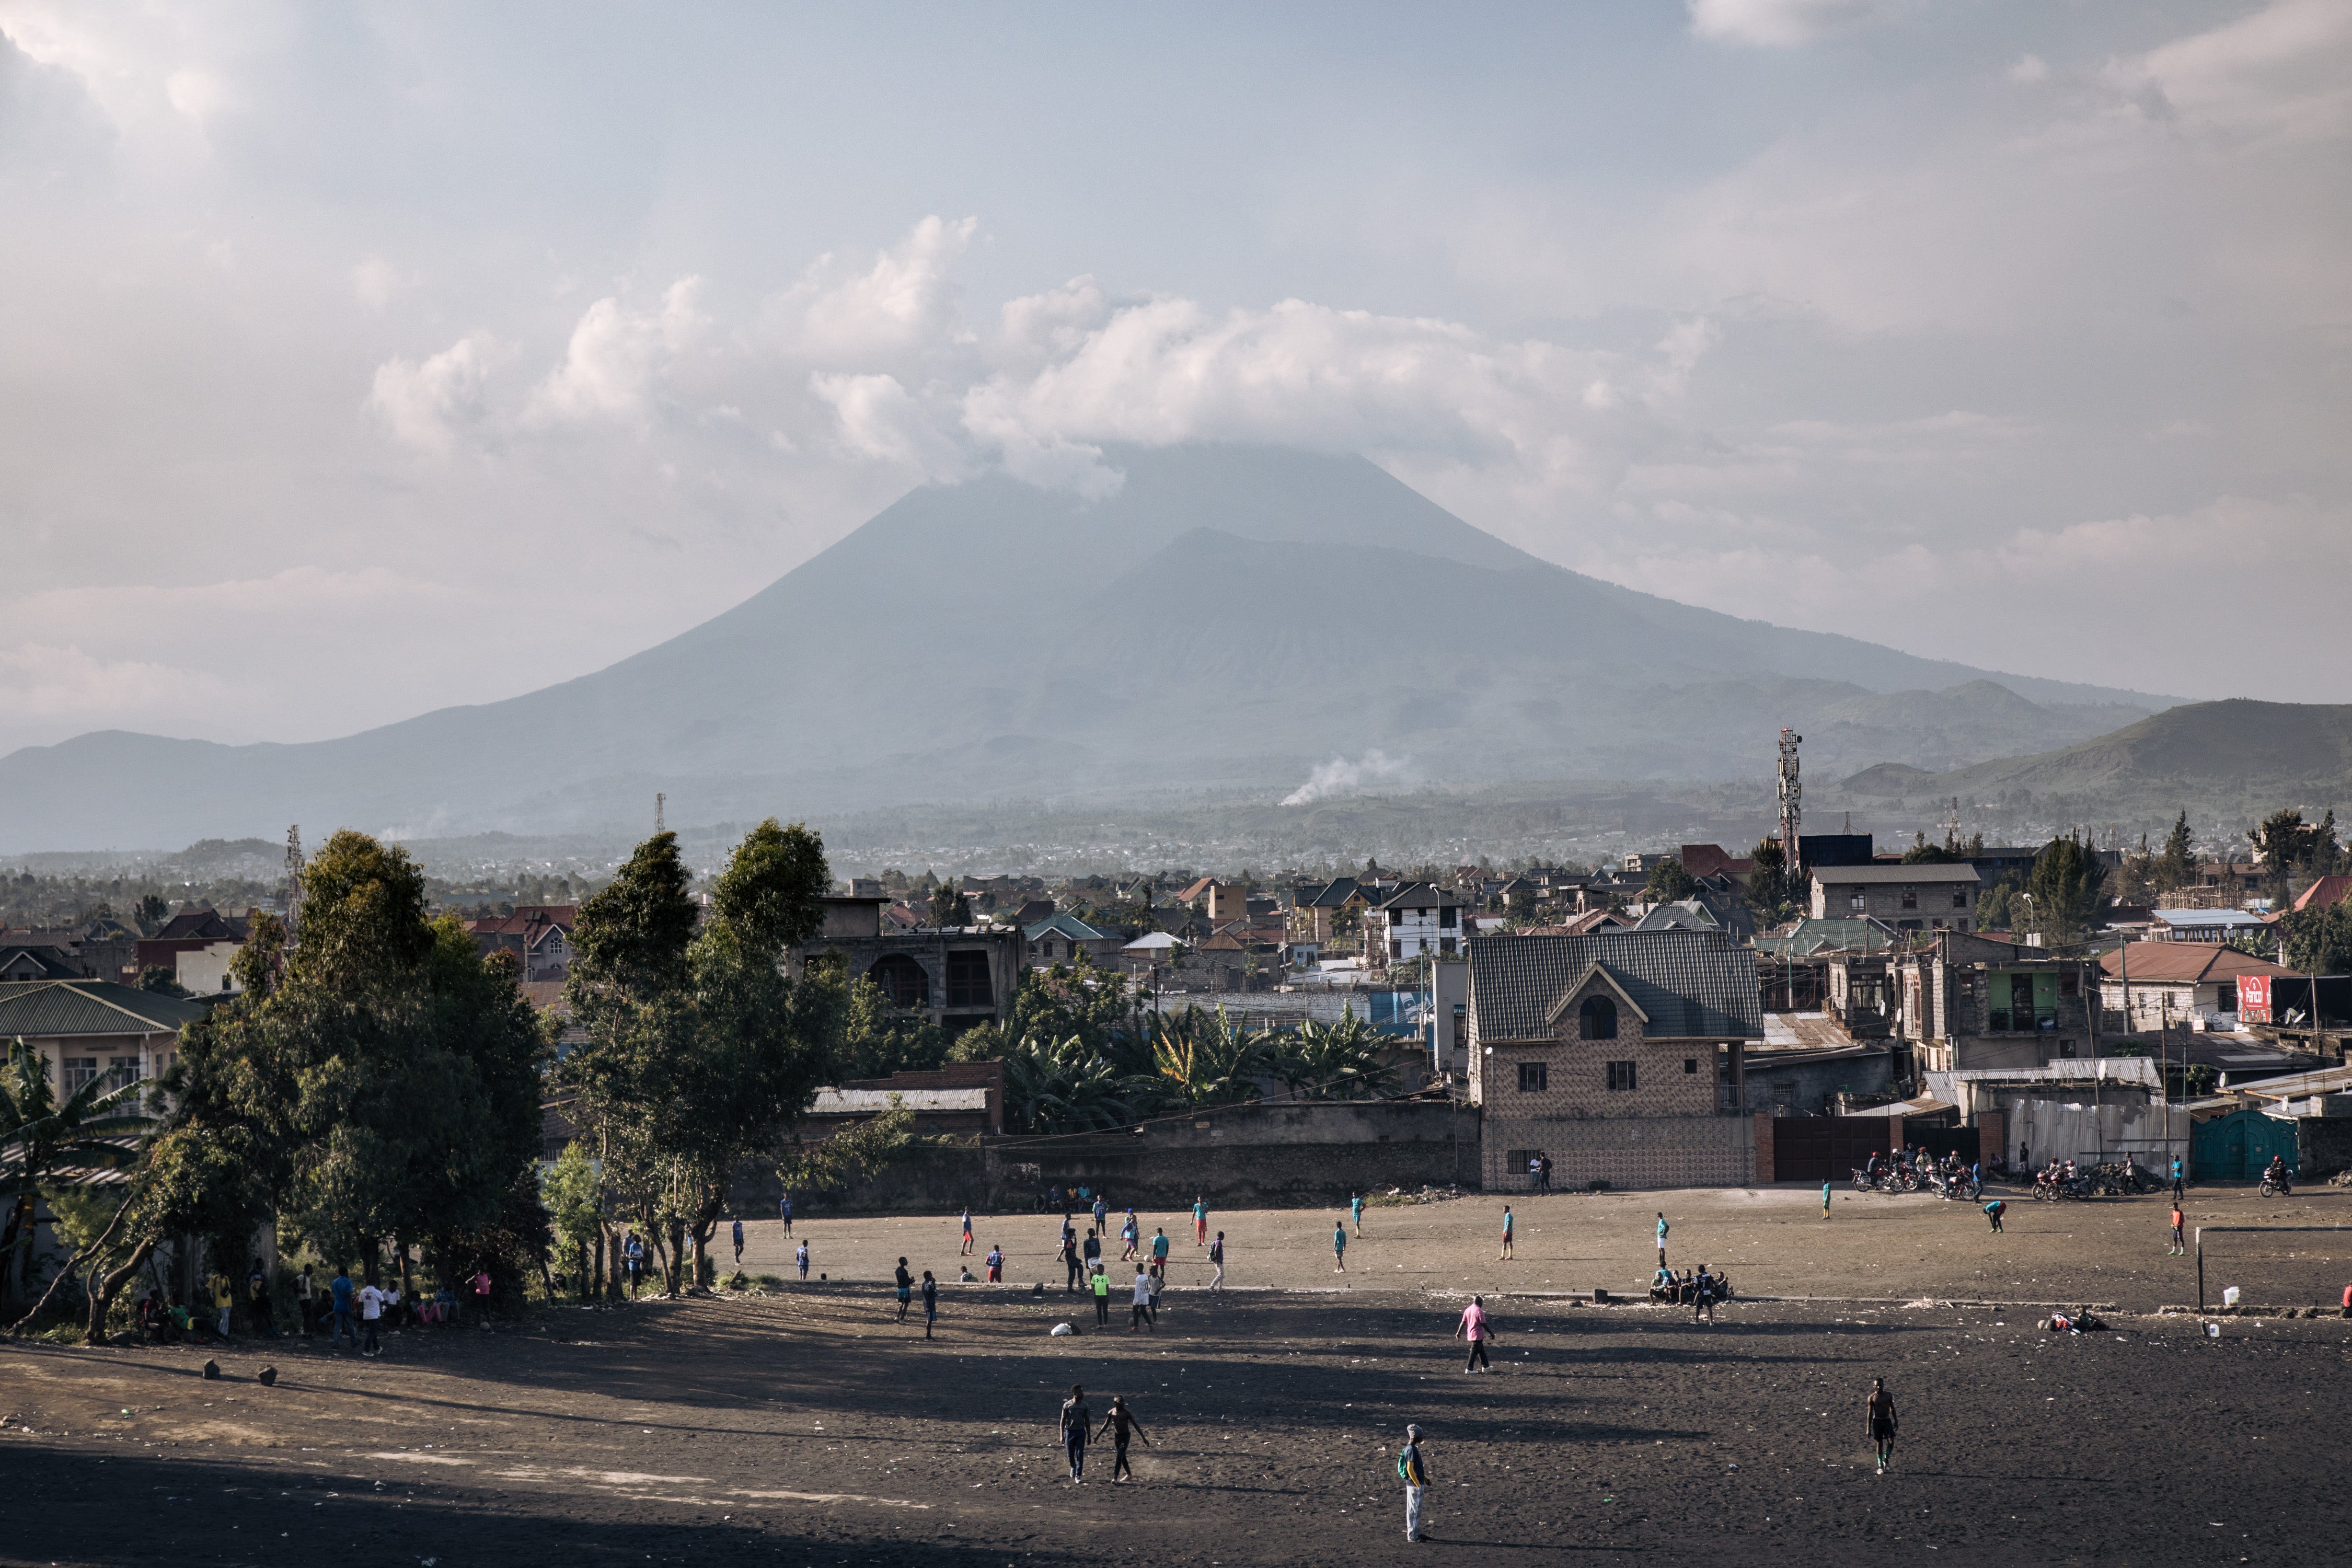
{"left": 0, "top": 980, "right": 211, "bottom": 1039}
{"left": 808, "top": 1087, "right": 988, "bottom": 1115}
{"left": 1467, "top": 929, "right": 1760, "bottom": 1042}
{"left": 1025, "top": 914, "right": 1108, "bottom": 942}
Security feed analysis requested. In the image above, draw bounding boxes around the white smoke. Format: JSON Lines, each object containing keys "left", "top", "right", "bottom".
{"left": 1282, "top": 750, "right": 1413, "bottom": 807}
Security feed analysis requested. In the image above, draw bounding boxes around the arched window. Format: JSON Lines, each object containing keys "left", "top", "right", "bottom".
{"left": 1579, "top": 995, "right": 1618, "bottom": 1041}
{"left": 869, "top": 953, "right": 931, "bottom": 1009}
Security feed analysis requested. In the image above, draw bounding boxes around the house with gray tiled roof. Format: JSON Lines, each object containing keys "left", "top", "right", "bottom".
{"left": 0, "top": 979, "right": 211, "bottom": 1101}
{"left": 1023, "top": 913, "right": 1121, "bottom": 969}
{"left": 1466, "top": 929, "right": 1763, "bottom": 1190}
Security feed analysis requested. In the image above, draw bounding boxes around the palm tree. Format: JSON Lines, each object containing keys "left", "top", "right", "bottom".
{"left": 1275, "top": 1010, "right": 1400, "bottom": 1102}
{"left": 1, "top": 1040, "right": 150, "bottom": 1309}
{"left": 1003, "top": 1034, "right": 1155, "bottom": 1135}
{"left": 1150, "top": 1007, "right": 1271, "bottom": 1109}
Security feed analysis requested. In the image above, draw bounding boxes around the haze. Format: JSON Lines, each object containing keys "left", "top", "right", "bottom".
{"left": 3, "top": 0, "right": 2347, "bottom": 759}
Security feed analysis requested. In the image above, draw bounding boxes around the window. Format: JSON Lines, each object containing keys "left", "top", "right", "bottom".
{"left": 1517, "top": 1062, "right": 1549, "bottom": 1092}
{"left": 1439, "top": 906, "right": 1457, "bottom": 928}
{"left": 1849, "top": 892, "right": 1867, "bottom": 912}
{"left": 106, "top": 1055, "right": 140, "bottom": 1089}
{"left": 1952, "top": 889, "right": 1968, "bottom": 908}
{"left": 869, "top": 953, "right": 930, "bottom": 1009}
{"left": 1683, "top": 1057, "right": 1698, "bottom": 1074}
{"left": 1901, "top": 886, "right": 1918, "bottom": 910}
{"left": 1040, "top": 941, "right": 1056, "bottom": 959}
{"left": 1390, "top": 939, "right": 1403, "bottom": 959}
{"left": 63, "top": 1057, "right": 98, "bottom": 1094}
{"left": 1578, "top": 995, "right": 1618, "bottom": 1041}
{"left": 946, "top": 949, "right": 994, "bottom": 1008}
{"left": 1606, "top": 1060, "right": 1638, "bottom": 1092}
{"left": 2060, "top": 970, "right": 2078, "bottom": 998}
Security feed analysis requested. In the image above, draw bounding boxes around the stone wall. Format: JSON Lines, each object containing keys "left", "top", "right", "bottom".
{"left": 1479, "top": 1113, "right": 1756, "bottom": 1191}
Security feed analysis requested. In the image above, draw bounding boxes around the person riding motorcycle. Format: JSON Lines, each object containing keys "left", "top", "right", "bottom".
{"left": 2264, "top": 1155, "right": 2292, "bottom": 1195}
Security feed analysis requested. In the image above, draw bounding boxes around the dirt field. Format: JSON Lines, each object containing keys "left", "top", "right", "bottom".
{"left": 7, "top": 1183, "right": 2351, "bottom": 1568}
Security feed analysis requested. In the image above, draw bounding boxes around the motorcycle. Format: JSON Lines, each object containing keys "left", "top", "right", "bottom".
{"left": 2260, "top": 1172, "right": 2293, "bottom": 1197}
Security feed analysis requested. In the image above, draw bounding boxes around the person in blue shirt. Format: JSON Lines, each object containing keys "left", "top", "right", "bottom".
{"left": 1498, "top": 1205, "right": 1514, "bottom": 1261}
{"left": 1350, "top": 1191, "right": 1366, "bottom": 1236}
{"left": 1821, "top": 1179, "right": 1832, "bottom": 1218}
{"left": 960, "top": 1206, "right": 975, "bottom": 1255}
{"left": 1193, "top": 1195, "right": 1208, "bottom": 1246}
{"left": 778, "top": 1191, "right": 793, "bottom": 1238}
{"left": 1399, "top": 1423, "right": 1432, "bottom": 1541}
{"left": 2171, "top": 1156, "right": 2185, "bottom": 1201}
{"left": 1150, "top": 1227, "right": 1170, "bottom": 1279}
{"left": 1655, "top": 1212, "right": 1669, "bottom": 1266}
{"left": 731, "top": 1215, "right": 744, "bottom": 1267}
{"left": 329, "top": 1267, "right": 355, "bottom": 1350}
{"left": 1333, "top": 1221, "right": 1348, "bottom": 1273}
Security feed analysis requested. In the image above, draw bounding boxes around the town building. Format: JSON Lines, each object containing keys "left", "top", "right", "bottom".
{"left": 1023, "top": 913, "right": 1121, "bottom": 969}
{"left": 1466, "top": 929, "right": 1762, "bottom": 1189}
{"left": 2098, "top": 941, "right": 2297, "bottom": 1033}
{"left": 1810, "top": 863, "right": 1981, "bottom": 932}
{"left": 0, "top": 979, "right": 210, "bottom": 1097}
{"left": 787, "top": 896, "right": 1022, "bottom": 1036}
{"left": 1366, "top": 883, "right": 1462, "bottom": 961}
{"left": 1872, "top": 931, "right": 2104, "bottom": 1073}
{"left": 468, "top": 904, "right": 578, "bottom": 983}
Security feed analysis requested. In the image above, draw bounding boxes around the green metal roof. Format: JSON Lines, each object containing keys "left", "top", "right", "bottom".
{"left": 0, "top": 981, "right": 212, "bottom": 1039}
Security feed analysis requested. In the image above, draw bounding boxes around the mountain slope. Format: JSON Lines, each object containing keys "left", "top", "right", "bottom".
{"left": 0, "top": 445, "right": 2176, "bottom": 850}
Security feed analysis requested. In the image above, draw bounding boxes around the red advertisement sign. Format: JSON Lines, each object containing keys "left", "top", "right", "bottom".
{"left": 2238, "top": 973, "right": 2272, "bottom": 1023}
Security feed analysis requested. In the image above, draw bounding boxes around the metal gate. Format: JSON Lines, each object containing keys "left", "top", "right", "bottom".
{"left": 2190, "top": 1109, "right": 2298, "bottom": 1180}
{"left": 1771, "top": 1117, "right": 1896, "bottom": 1183}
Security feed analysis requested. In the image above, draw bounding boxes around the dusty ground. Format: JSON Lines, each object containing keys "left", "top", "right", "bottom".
{"left": 6, "top": 1183, "right": 2351, "bottom": 1568}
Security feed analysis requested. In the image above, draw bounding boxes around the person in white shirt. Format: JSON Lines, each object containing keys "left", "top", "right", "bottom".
{"left": 1128, "top": 1266, "right": 1154, "bottom": 1333}
{"left": 358, "top": 1282, "right": 385, "bottom": 1356}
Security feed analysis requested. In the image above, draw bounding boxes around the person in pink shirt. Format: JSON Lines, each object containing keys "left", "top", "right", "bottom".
{"left": 1455, "top": 1294, "right": 1492, "bottom": 1373}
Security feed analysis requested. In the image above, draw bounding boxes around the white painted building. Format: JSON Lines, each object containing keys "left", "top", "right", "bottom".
{"left": 1367, "top": 882, "right": 1463, "bottom": 961}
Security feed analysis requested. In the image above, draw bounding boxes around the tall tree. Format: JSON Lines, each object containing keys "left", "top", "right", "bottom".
{"left": 2154, "top": 812, "right": 2195, "bottom": 893}
{"left": 1642, "top": 859, "right": 1697, "bottom": 902}
{"left": 1746, "top": 838, "right": 1794, "bottom": 923}
{"left": 2023, "top": 834, "right": 2109, "bottom": 953}
{"left": 929, "top": 880, "right": 974, "bottom": 928}
{"left": 1, "top": 1043, "right": 148, "bottom": 1314}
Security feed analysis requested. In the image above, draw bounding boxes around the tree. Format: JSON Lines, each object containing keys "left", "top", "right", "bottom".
{"left": 1, "top": 1041, "right": 148, "bottom": 1316}
{"left": 2279, "top": 886, "right": 2352, "bottom": 976}
{"left": 1901, "top": 835, "right": 1959, "bottom": 864}
{"left": 2023, "top": 834, "right": 2109, "bottom": 953}
{"left": 2115, "top": 835, "right": 2157, "bottom": 907}
{"left": 1000, "top": 1035, "right": 1153, "bottom": 1135}
{"left": 1272, "top": 1011, "right": 1397, "bottom": 1102}
{"left": 1150, "top": 1007, "right": 1270, "bottom": 1109}
{"left": 2154, "top": 812, "right": 2195, "bottom": 893}
{"left": 1642, "top": 859, "right": 1696, "bottom": 903}
{"left": 829, "top": 973, "right": 949, "bottom": 1080}
{"left": 929, "top": 880, "right": 973, "bottom": 928}
{"left": 564, "top": 824, "right": 837, "bottom": 1295}
{"left": 950, "top": 956, "right": 1142, "bottom": 1073}
{"left": 1746, "top": 839, "right": 1795, "bottom": 923}
{"left": 135, "top": 966, "right": 190, "bottom": 998}
{"left": 136, "top": 894, "right": 170, "bottom": 928}
{"left": 541, "top": 1140, "right": 605, "bottom": 1301}
{"left": 1976, "top": 874, "right": 2020, "bottom": 932}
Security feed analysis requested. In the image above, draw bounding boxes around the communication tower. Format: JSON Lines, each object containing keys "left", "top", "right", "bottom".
{"left": 1776, "top": 729, "right": 1802, "bottom": 879}
{"left": 282, "top": 825, "right": 305, "bottom": 938}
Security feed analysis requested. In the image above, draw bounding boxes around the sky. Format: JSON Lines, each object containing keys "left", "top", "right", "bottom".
{"left": 1, "top": 0, "right": 2347, "bottom": 757}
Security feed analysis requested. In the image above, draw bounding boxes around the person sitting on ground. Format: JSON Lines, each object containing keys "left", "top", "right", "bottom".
{"left": 1650, "top": 1265, "right": 1676, "bottom": 1301}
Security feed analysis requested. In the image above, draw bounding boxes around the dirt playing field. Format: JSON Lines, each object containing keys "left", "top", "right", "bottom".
{"left": 6, "top": 1183, "right": 2351, "bottom": 1568}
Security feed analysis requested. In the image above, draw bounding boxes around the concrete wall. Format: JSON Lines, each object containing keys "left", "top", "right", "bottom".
{"left": 733, "top": 1100, "right": 1482, "bottom": 1216}
{"left": 2297, "top": 1116, "right": 2352, "bottom": 1179}
{"left": 1480, "top": 1113, "right": 1755, "bottom": 1191}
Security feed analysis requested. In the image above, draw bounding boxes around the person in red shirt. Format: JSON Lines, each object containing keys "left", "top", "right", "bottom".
{"left": 2169, "top": 1206, "right": 2186, "bottom": 1256}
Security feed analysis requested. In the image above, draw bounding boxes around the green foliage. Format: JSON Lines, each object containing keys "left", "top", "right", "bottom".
{"left": 569, "top": 831, "right": 699, "bottom": 1007}
{"left": 1271, "top": 1011, "right": 1397, "bottom": 1101}
{"left": 830, "top": 974, "right": 949, "bottom": 1080}
{"left": 135, "top": 966, "right": 189, "bottom": 998}
{"left": 1641, "top": 859, "right": 1696, "bottom": 902}
{"left": 2252, "top": 806, "right": 2341, "bottom": 897}
{"left": 2023, "top": 834, "right": 2109, "bottom": 952}
{"left": 710, "top": 818, "right": 828, "bottom": 956}
{"left": 2, "top": 1040, "right": 149, "bottom": 1307}
{"left": 136, "top": 894, "right": 171, "bottom": 926}
{"left": 1000, "top": 1035, "right": 1159, "bottom": 1135}
{"left": 541, "top": 1140, "right": 604, "bottom": 1290}
{"left": 2279, "top": 887, "right": 2352, "bottom": 975}
{"left": 1150, "top": 1007, "right": 1270, "bottom": 1109}
{"left": 2154, "top": 811, "right": 2195, "bottom": 893}
{"left": 951, "top": 958, "right": 1142, "bottom": 1072}
{"left": 776, "top": 1096, "right": 915, "bottom": 1193}
{"left": 1746, "top": 839, "right": 1795, "bottom": 923}
{"left": 1901, "top": 835, "right": 1960, "bottom": 864}
{"left": 1976, "top": 874, "right": 2021, "bottom": 931}
{"left": 929, "top": 881, "right": 974, "bottom": 928}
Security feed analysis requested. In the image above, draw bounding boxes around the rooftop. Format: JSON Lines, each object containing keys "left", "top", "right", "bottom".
{"left": 2099, "top": 942, "right": 2294, "bottom": 985}
{"left": 1468, "top": 929, "right": 1761, "bottom": 1043}
{"left": 0, "top": 980, "right": 213, "bottom": 1038}
{"left": 1811, "top": 864, "right": 1981, "bottom": 886}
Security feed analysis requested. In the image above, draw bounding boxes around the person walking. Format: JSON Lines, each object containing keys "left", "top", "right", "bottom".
{"left": 2171, "top": 1156, "right": 2185, "bottom": 1202}
{"left": 1096, "top": 1396, "right": 1151, "bottom": 1483}
{"left": 358, "top": 1277, "right": 384, "bottom": 1356}
{"left": 1090, "top": 1262, "right": 1111, "bottom": 1326}
{"left": 624, "top": 1231, "right": 645, "bottom": 1298}
{"left": 294, "top": 1264, "right": 315, "bottom": 1336}
{"left": 1655, "top": 1211, "right": 1669, "bottom": 1267}
{"left": 1984, "top": 1196, "right": 2006, "bottom": 1233}
{"left": 1150, "top": 1226, "right": 1170, "bottom": 1279}
{"left": 1093, "top": 1193, "right": 1109, "bottom": 1237}
{"left": 2169, "top": 1203, "right": 2186, "bottom": 1256}
{"left": 1193, "top": 1195, "right": 1208, "bottom": 1245}
{"left": 1539, "top": 1154, "right": 1553, "bottom": 1192}
{"left": 1208, "top": 1230, "right": 1226, "bottom": 1292}
{"left": 1121, "top": 1210, "right": 1140, "bottom": 1263}
{"left": 1456, "top": 1294, "right": 1491, "bottom": 1373}
{"left": 1129, "top": 1265, "right": 1155, "bottom": 1333}
{"left": 1145, "top": 1266, "right": 1163, "bottom": 1325}
{"left": 986, "top": 1243, "right": 1004, "bottom": 1283}
{"left": 894, "top": 1258, "right": 914, "bottom": 1322}
{"left": 960, "top": 1206, "right": 976, "bottom": 1256}
{"left": 1351, "top": 1190, "right": 1366, "bottom": 1236}
{"left": 1333, "top": 1220, "right": 1349, "bottom": 1273}
{"left": 1865, "top": 1378, "right": 1899, "bottom": 1474}
{"left": 796, "top": 1239, "right": 810, "bottom": 1280}
{"left": 779, "top": 1191, "right": 793, "bottom": 1238}
{"left": 1399, "top": 1423, "right": 1432, "bottom": 1541}
{"left": 1059, "top": 1385, "right": 1092, "bottom": 1483}
{"left": 1497, "top": 1205, "right": 1514, "bottom": 1261}
{"left": 248, "top": 1260, "right": 278, "bottom": 1338}
{"left": 1062, "top": 1231, "right": 1083, "bottom": 1293}
{"left": 1821, "top": 1179, "right": 1832, "bottom": 1219}
{"left": 329, "top": 1266, "right": 355, "bottom": 1351}
{"left": 731, "top": 1215, "right": 745, "bottom": 1268}
{"left": 920, "top": 1271, "right": 939, "bottom": 1339}
{"left": 1693, "top": 1265, "right": 1717, "bottom": 1325}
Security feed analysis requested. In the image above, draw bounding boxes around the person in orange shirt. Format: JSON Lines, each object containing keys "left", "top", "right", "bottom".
{"left": 2169, "top": 1205, "right": 2186, "bottom": 1256}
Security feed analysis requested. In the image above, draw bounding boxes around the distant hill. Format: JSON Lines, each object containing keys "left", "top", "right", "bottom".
{"left": 0, "top": 445, "right": 2177, "bottom": 851}
{"left": 1837, "top": 700, "right": 2352, "bottom": 820}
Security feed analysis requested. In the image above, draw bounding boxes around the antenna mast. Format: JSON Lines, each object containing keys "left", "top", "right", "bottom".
{"left": 1777, "top": 729, "right": 1803, "bottom": 880}
{"left": 655, "top": 792, "right": 666, "bottom": 834}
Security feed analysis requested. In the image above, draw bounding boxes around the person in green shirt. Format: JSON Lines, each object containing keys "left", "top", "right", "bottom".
{"left": 1089, "top": 1262, "right": 1111, "bottom": 1325}
{"left": 1350, "top": 1191, "right": 1366, "bottom": 1236}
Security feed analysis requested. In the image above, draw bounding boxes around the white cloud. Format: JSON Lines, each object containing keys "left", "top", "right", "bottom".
{"left": 780, "top": 214, "right": 977, "bottom": 365}
{"left": 367, "top": 330, "right": 510, "bottom": 454}
{"left": 2100, "top": 0, "right": 2352, "bottom": 151}
{"left": 524, "top": 277, "right": 707, "bottom": 429}
{"left": 1688, "top": 0, "right": 1883, "bottom": 49}
{"left": 351, "top": 255, "right": 416, "bottom": 313}
{"left": 2006, "top": 53, "right": 2048, "bottom": 86}
{"left": 0, "top": 642, "right": 229, "bottom": 723}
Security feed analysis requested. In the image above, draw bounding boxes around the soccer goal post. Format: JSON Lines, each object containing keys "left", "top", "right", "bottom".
{"left": 2194, "top": 1226, "right": 2352, "bottom": 1312}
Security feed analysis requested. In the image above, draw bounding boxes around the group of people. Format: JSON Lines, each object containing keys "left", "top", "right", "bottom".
{"left": 133, "top": 1259, "right": 488, "bottom": 1355}
{"left": 1646, "top": 1263, "right": 1733, "bottom": 1320}
{"left": 1861, "top": 1147, "right": 1981, "bottom": 1198}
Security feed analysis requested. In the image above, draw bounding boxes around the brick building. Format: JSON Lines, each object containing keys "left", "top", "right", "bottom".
{"left": 1811, "top": 863, "right": 1982, "bottom": 933}
{"left": 1466, "top": 929, "right": 1762, "bottom": 1189}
